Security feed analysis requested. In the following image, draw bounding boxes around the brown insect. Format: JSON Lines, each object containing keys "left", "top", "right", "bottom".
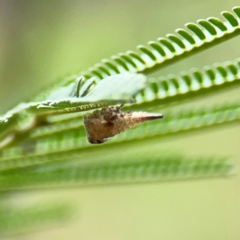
{"left": 83, "top": 106, "right": 163, "bottom": 144}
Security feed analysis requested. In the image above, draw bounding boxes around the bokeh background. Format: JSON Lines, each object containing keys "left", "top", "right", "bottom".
{"left": 1, "top": 0, "right": 240, "bottom": 239}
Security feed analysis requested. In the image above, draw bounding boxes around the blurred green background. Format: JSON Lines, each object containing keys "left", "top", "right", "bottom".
{"left": 1, "top": 0, "right": 240, "bottom": 239}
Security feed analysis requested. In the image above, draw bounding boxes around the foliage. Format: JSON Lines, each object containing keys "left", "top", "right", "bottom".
{"left": 0, "top": 6, "right": 240, "bottom": 236}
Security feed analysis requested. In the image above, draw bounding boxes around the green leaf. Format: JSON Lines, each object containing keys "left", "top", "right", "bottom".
{"left": 0, "top": 154, "right": 234, "bottom": 191}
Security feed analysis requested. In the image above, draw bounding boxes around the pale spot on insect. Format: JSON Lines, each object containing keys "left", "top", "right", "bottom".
{"left": 84, "top": 106, "right": 163, "bottom": 144}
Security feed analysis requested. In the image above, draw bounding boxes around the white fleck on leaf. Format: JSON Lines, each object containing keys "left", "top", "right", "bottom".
{"left": 84, "top": 73, "right": 146, "bottom": 101}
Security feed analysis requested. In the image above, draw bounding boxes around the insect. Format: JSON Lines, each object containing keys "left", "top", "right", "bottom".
{"left": 84, "top": 105, "right": 163, "bottom": 144}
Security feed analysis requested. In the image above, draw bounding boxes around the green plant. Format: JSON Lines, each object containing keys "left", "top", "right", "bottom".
{"left": 0, "top": 6, "right": 239, "bottom": 236}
